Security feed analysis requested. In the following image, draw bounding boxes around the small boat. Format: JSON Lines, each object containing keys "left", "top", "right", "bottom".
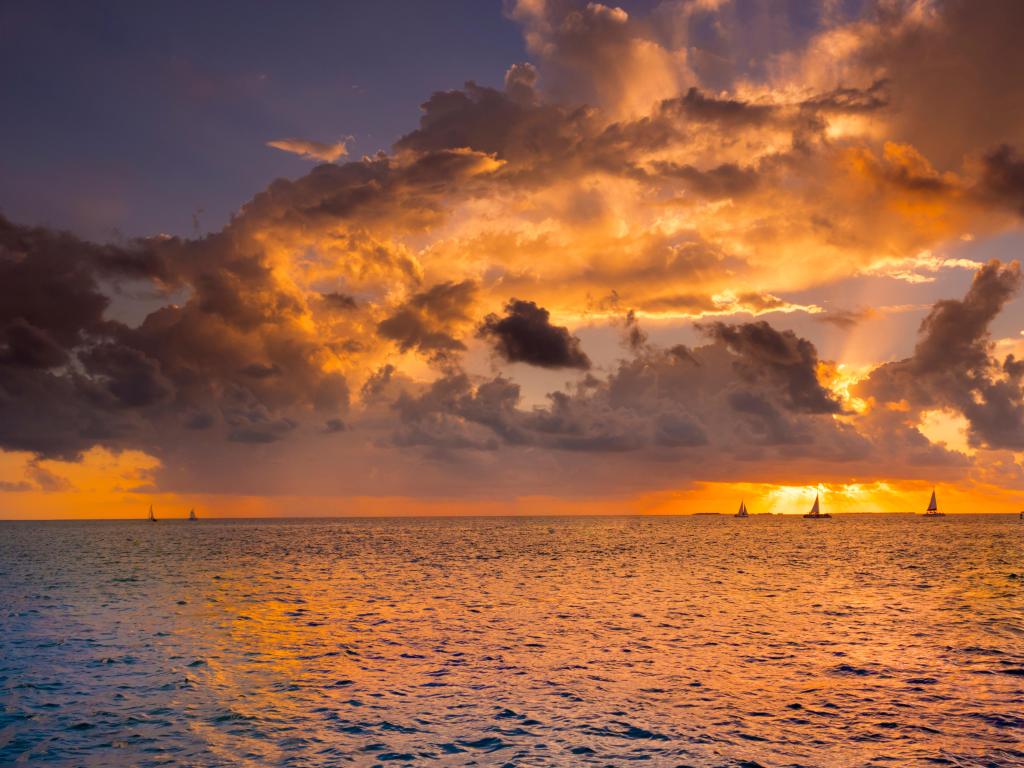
{"left": 922, "top": 489, "right": 945, "bottom": 517}
{"left": 188, "top": 508, "right": 197, "bottom": 521}
{"left": 735, "top": 500, "right": 749, "bottom": 518}
{"left": 803, "top": 493, "right": 831, "bottom": 519}
{"left": 148, "top": 504, "right": 157, "bottom": 523}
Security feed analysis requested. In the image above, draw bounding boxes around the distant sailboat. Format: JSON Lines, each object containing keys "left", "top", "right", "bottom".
{"left": 923, "top": 489, "right": 945, "bottom": 517}
{"left": 803, "top": 493, "right": 831, "bottom": 519}
{"left": 735, "top": 500, "right": 749, "bottom": 518}
{"left": 188, "top": 508, "right": 197, "bottom": 521}
{"left": 148, "top": 504, "right": 157, "bottom": 523}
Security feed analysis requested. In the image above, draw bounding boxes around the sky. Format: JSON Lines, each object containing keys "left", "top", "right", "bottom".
{"left": 2, "top": 0, "right": 1024, "bottom": 518}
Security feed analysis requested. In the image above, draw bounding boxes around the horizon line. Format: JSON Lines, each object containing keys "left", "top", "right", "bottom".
{"left": 1, "top": 511, "right": 1019, "bottom": 522}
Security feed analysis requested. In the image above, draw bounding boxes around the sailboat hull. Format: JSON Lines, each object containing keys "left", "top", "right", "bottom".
{"left": 803, "top": 513, "right": 832, "bottom": 519}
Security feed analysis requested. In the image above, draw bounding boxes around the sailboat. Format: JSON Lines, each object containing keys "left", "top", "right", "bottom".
{"left": 735, "top": 500, "right": 749, "bottom": 518}
{"left": 148, "top": 504, "right": 157, "bottom": 523}
{"left": 188, "top": 508, "right": 197, "bottom": 521}
{"left": 803, "top": 493, "right": 831, "bottom": 519}
{"left": 923, "top": 489, "right": 945, "bottom": 517}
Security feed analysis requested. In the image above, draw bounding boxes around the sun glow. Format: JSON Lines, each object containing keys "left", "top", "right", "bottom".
{"left": 918, "top": 409, "right": 973, "bottom": 455}
{"left": 820, "top": 362, "right": 871, "bottom": 414}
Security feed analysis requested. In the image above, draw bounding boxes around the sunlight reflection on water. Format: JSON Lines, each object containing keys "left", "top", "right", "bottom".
{"left": 1, "top": 515, "right": 1022, "bottom": 766}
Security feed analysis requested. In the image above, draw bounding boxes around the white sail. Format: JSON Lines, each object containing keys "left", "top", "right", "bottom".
{"left": 188, "top": 508, "right": 196, "bottom": 520}
{"left": 148, "top": 504, "right": 156, "bottom": 522}
{"left": 737, "top": 500, "right": 748, "bottom": 517}
{"left": 927, "top": 490, "right": 937, "bottom": 512}
{"left": 809, "top": 494, "right": 820, "bottom": 516}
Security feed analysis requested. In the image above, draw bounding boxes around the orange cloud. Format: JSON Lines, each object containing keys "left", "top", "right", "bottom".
{"left": 266, "top": 138, "right": 349, "bottom": 163}
{"left": 3, "top": 1, "right": 1024, "bottom": 516}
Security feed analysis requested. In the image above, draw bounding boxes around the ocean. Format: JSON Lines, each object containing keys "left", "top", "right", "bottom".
{"left": 1, "top": 515, "right": 1022, "bottom": 767}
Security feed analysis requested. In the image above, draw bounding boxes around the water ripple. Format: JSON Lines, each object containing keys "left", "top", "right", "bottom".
{"left": 1, "top": 514, "right": 1021, "bottom": 766}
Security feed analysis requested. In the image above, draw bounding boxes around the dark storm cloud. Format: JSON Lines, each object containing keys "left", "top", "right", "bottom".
{"left": 401, "top": 147, "right": 501, "bottom": 187}
{"left": 240, "top": 362, "right": 282, "bottom": 379}
{"left": 478, "top": 299, "right": 591, "bottom": 369}
{"left": 320, "top": 292, "right": 358, "bottom": 311}
{"left": 700, "top": 321, "right": 843, "bottom": 414}
{"left": 727, "top": 390, "right": 806, "bottom": 446}
{"left": 323, "top": 418, "right": 347, "bottom": 434}
{"left": 0, "top": 366, "right": 127, "bottom": 459}
{"left": 392, "top": 373, "right": 514, "bottom": 453}
{"left": 503, "top": 61, "right": 539, "bottom": 104}
{"left": 80, "top": 344, "right": 174, "bottom": 408}
{"left": 237, "top": 145, "right": 503, "bottom": 239}
{"left": 856, "top": 0, "right": 1024, "bottom": 169}
{"left": 388, "top": 318, "right": 873, "bottom": 464}
{"left": 653, "top": 411, "right": 708, "bottom": 448}
{"left": 798, "top": 80, "right": 889, "bottom": 116}
{"left": 312, "top": 373, "right": 349, "bottom": 415}
{"left": 1, "top": 216, "right": 121, "bottom": 350}
{"left": 391, "top": 73, "right": 681, "bottom": 189}
{"left": 891, "top": 261, "right": 1018, "bottom": 383}
{"left": 395, "top": 78, "right": 584, "bottom": 164}
{"left": 393, "top": 77, "right": 758, "bottom": 188}
{"left": 522, "top": 390, "right": 648, "bottom": 452}
{"left": 392, "top": 372, "right": 648, "bottom": 455}
{"left": 386, "top": 64, "right": 890, "bottom": 199}
{"left": 815, "top": 308, "right": 875, "bottom": 330}
{"left": 360, "top": 364, "right": 397, "bottom": 402}
{"left": 0, "top": 214, "right": 351, "bottom": 460}
{"left": 860, "top": 260, "right": 1024, "bottom": 449}
{"left": 227, "top": 418, "right": 297, "bottom": 445}
{"left": 0, "top": 319, "right": 68, "bottom": 369}
{"left": 978, "top": 145, "right": 1024, "bottom": 216}
{"left": 621, "top": 309, "right": 648, "bottom": 353}
{"left": 0, "top": 215, "right": 169, "bottom": 457}
{"left": 218, "top": 383, "right": 300, "bottom": 444}
{"left": 0, "top": 214, "right": 172, "bottom": 288}
{"left": 377, "top": 280, "right": 477, "bottom": 362}
{"left": 650, "top": 161, "right": 760, "bottom": 199}
{"left": 666, "top": 87, "right": 778, "bottom": 128}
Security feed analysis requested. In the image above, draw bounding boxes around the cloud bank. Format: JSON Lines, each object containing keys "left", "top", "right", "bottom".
{"left": 2, "top": 0, "right": 1023, "bottom": 507}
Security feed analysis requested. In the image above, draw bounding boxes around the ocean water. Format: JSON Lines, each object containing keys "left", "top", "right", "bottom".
{"left": 1, "top": 515, "right": 1022, "bottom": 767}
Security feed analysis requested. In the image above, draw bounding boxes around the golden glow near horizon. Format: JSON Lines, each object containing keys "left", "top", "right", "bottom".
{"left": 2, "top": 1, "right": 1024, "bottom": 518}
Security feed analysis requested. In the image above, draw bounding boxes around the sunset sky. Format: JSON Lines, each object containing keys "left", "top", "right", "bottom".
{"left": 2, "top": 0, "right": 1024, "bottom": 517}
